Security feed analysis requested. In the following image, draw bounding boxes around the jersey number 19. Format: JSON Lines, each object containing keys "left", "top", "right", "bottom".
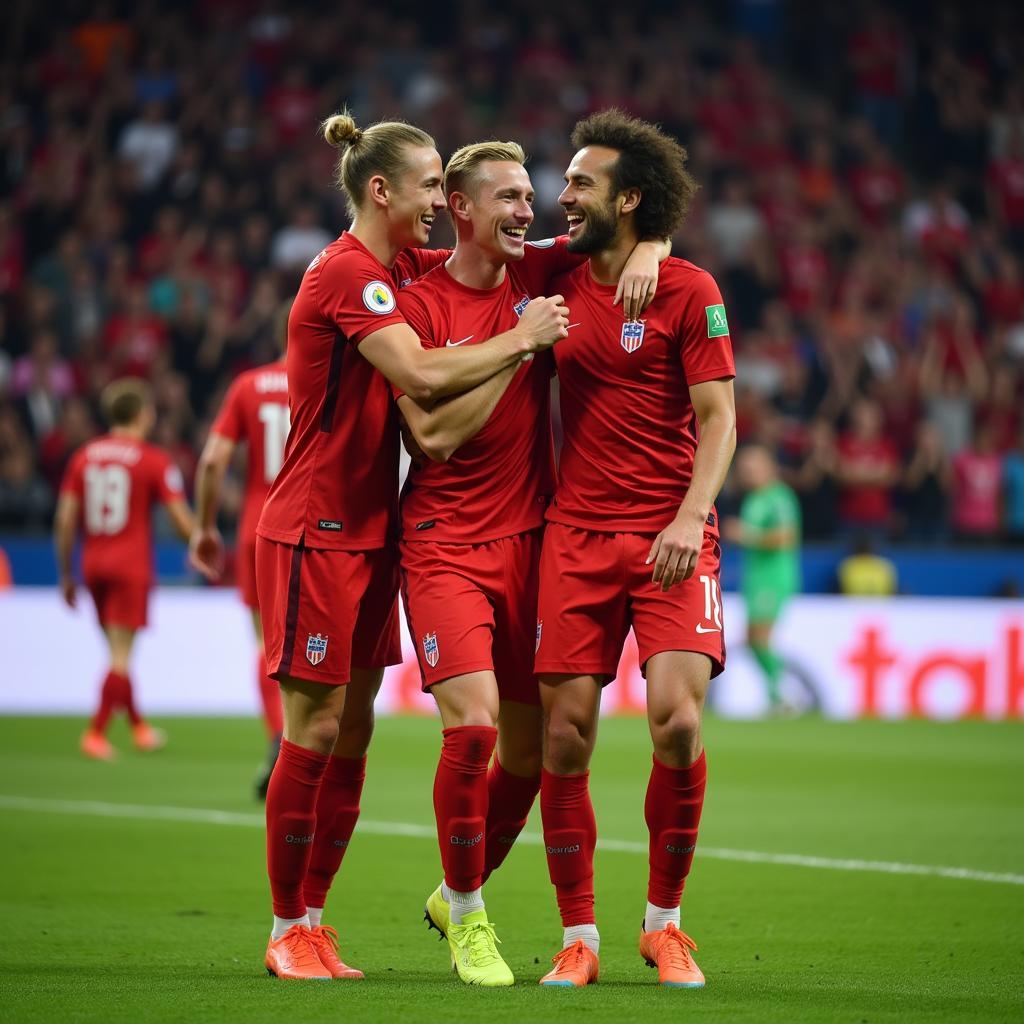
{"left": 258, "top": 403, "right": 291, "bottom": 484}
{"left": 84, "top": 464, "right": 131, "bottom": 535}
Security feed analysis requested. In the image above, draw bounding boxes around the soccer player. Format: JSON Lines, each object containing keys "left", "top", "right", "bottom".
{"left": 723, "top": 444, "right": 802, "bottom": 714}
{"left": 533, "top": 110, "right": 737, "bottom": 987}
{"left": 254, "top": 112, "right": 570, "bottom": 981}
{"left": 394, "top": 141, "right": 665, "bottom": 986}
{"left": 54, "top": 378, "right": 195, "bottom": 761}
{"left": 190, "top": 301, "right": 291, "bottom": 798}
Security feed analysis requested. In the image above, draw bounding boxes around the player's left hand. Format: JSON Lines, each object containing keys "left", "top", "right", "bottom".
{"left": 647, "top": 514, "right": 704, "bottom": 591}
{"left": 615, "top": 244, "right": 659, "bottom": 321}
{"left": 189, "top": 527, "right": 224, "bottom": 581}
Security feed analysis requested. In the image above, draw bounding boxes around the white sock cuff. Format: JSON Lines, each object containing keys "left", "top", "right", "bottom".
{"left": 563, "top": 923, "right": 600, "bottom": 955}
{"left": 643, "top": 901, "right": 681, "bottom": 933}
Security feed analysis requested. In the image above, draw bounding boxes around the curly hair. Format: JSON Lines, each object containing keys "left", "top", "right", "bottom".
{"left": 570, "top": 109, "right": 698, "bottom": 239}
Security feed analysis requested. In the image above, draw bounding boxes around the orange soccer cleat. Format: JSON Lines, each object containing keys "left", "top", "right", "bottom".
{"left": 80, "top": 730, "right": 116, "bottom": 761}
{"left": 308, "top": 925, "right": 364, "bottom": 979}
{"left": 265, "top": 924, "right": 332, "bottom": 980}
{"left": 639, "top": 922, "right": 705, "bottom": 987}
{"left": 132, "top": 722, "right": 166, "bottom": 753}
{"left": 538, "top": 940, "right": 599, "bottom": 987}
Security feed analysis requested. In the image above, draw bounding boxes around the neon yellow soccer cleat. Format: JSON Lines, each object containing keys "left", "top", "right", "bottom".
{"left": 423, "top": 883, "right": 450, "bottom": 939}
{"left": 446, "top": 910, "right": 514, "bottom": 987}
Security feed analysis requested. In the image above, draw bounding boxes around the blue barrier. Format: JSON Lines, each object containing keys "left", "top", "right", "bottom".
{"left": 4, "top": 535, "right": 1022, "bottom": 597}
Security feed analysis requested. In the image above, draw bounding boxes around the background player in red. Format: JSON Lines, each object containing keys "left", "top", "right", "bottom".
{"left": 54, "top": 378, "right": 195, "bottom": 761}
{"left": 532, "top": 110, "right": 737, "bottom": 988}
{"left": 190, "top": 301, "right": 291, "bottom": 799}
{"left": 395, "top": 140, "right": 666, "bottom": 986}
{"left": 253, "top": 112, "right": 570, "bottom": 982}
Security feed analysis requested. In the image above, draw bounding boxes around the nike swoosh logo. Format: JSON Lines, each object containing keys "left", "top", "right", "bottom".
{"left": 445, "top": 335, "right": 474, "bottom": 347}
{"left": 695, "top": 624, "right": 721, "bottom": 634}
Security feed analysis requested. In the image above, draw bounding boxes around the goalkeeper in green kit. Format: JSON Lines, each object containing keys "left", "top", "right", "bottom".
{"left": 724, "top": 445, "right": 802, "bottom": 713}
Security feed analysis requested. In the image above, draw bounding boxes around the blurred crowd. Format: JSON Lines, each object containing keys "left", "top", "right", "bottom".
{"left": 1, "top": 0, "right": 1024, "bottom": 544}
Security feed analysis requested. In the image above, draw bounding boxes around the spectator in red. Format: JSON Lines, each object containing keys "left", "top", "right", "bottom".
{"left": 951, "top": 423, "right": 1003, "bottom": 541}
{"left": 848, "top": 135, "right": 905, "bottom": 228}
{"left": 836, "top": 398, "right": 900, "bottom": 537}
{"left": 102, "top": 281, "right": 168, "bottom": 380}
{"left": 264, "top": 65, "right": 318, "bottom": 145}
{"left": 987, "top": 127, "right": 1024, "bottom": 253}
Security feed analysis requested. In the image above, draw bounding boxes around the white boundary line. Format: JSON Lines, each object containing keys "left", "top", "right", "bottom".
{"left": 2, "top": 794, "right": 1021, "bottom": 888}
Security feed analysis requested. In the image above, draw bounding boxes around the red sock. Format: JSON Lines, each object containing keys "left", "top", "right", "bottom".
{"left": 90, "top": 670, "right": 121, "bottom": 733}
{"left": 265, "top": 739, "right": 329, "bottom": 919}
{"left": 303, "top": 755, "right": 366, "bottom": 910}
{"left": 481, "top": 759, "right": 540, "bottom": 884}
{"left": 433, "top": 726, "right": 497, "bottom": 892}
{"left": 645, "top": 750, "right": 707, "bottom": 908}
{"left": 257, "top": 651, "right": 283, "bottom": 737}
{"left": 541, "top": 769, "right": 597, "bottom": 926}
{"left": 115, "top": 672, "right": 142, "bottom": 727}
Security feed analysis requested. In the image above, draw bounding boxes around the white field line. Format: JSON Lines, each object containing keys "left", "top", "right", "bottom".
{"left": 1, "top": 794, "right": 1022, "bottom": 888}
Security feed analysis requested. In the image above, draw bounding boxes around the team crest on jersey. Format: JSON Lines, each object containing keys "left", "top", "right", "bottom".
{"left": 513, "top": 295, "right": 530, "bottom": 318}
{"left": 306, "top": 633, "right": 328, "bottom": 666}
{"left": 422, "top": 632, "right": 439, "bottom": 668}
{"left": 621, "top": 320, "right": 645, "bottom": 353}
{"left": 535, "top": 619, "right": 543, "bottom": 653}
{"left": 362, "top": 280, "right": 396, "bottom": 314}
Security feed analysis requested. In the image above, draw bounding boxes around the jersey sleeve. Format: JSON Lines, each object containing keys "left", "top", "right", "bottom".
{"left": 518, "top": 235, "right": 583, "bottom": 294}
{"left": 153, "top": 450, "right": 186, "bottom": 504}
{"left": 678, "top": 270, "right": 736, "bottom": 387}
{"left": 315, "top": 250, "right": 409, "bottom": 347}
{"left": 399, "top": 247, "right": 452, "bottom": 282}
{"left": 210, "top": 376, "right": 246, "bottom": 442}
{"left": 59, "top": 449, "right": 85, "bottom": 500}
{"left": 391, "top": 287, "right": 441, "bottom": 400}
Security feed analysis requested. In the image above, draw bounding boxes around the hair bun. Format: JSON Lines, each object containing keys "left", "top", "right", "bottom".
{"left": 322, "top": 112, "right": 362, "bottom": 148}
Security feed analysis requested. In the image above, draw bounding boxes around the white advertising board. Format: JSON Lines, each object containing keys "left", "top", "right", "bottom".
{"left": 0, "top": 588, "right": 1021, "bottom": 719}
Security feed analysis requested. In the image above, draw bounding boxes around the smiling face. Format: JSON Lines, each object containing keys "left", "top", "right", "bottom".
{"left": 559, "top": 145, "right": 622, "bottom": 254}
{"left": 385, "top": 145, "right": 446, "bottom": 247}
{"left": 455, "top": 160, "right": 535, "bottom": 262}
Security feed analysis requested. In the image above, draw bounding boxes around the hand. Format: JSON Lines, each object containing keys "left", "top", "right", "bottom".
{"left": 721, "top": 516, "right": 745, "bottom": 544}
{"left": 515, "top": 295, "right": 570, "bottom": 351}
{"left": 189, "top": 526, "right": 224, "bottom": 581}
{"left": 615, "top": 243, "right": 660, "bottom": 320}
{"left": 646, "top": 514, "right": 704, "bottom": 591}
{"left": 60, "top": 575, "right": 77, "bottom": 610}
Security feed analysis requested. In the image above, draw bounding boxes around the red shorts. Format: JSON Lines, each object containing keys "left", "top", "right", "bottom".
{"left": 236, "top": 536, "right": 258, "bottom": 610}
{"left": 86, "top": 576, "right": 149, "bottom": 631}
{"left": 255, "top": 536, "right": 402, "bottom": 686}
{"left": 399, "top": 530, "right": 541, "bottom": 704}
{"left": 534, "top": 523, "right": 726, "bottom": 680}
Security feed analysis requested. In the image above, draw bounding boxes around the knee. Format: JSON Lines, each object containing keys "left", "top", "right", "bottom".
{"left": 295, "top": 713, "right": 341, "bottom": 756}
{"left": 500, "top": 738, "right": 542, "bottom": 778}
{"left": 650, "top": 701, "right": 702, "bottom": 764}
{"left": 337, "top": 708, "right": 374, "bottom": 757}
{"left": 544, "top": 716, "right": 592, "bottom": 775}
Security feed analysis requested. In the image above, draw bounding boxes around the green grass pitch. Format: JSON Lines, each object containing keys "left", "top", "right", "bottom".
{"left": 0, "top": 714, "right": 1022, "bottom": 1023}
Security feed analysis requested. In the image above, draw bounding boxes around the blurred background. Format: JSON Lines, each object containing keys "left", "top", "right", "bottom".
{"left": 1, "top": 0, "right": 1023, "bottom": 718}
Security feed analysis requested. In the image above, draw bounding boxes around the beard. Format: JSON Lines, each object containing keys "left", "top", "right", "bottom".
{"left": 566, "top": 198, "right": 619, "bottom": 254}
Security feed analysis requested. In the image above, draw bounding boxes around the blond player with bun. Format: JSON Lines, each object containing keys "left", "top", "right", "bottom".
{"left": 249, "top": 110, "right": 578, "bottom": 981}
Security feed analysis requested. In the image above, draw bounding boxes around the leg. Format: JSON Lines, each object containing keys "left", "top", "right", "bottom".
{"left": 252, "top": 608, "right": 284, "bottom": 739}
{"left": 540, "top": 674, "right": 602, "bottom": 951}
{"left": 431, "top": 671, "right": 500, "bottom": 912}
{"left": 265, "top": 675, "right": 346, "bottom": 932}
{"left": 643, "top": 650, "right": 711, "bottom": 927}
{"left": 747, "top": 615, "right": 783, "bottom": 709}
{"left": 303, "top": 666, "right": 382, "bottom": 921}
{"left": 481, "top": 700, "right": 542, "bottom": 884}
{"left": 88, "top": 624, "right": 137, "bottom": 736}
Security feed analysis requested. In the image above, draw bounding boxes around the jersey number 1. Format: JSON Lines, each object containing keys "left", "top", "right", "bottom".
{"left": 258, "top": 403, "right": 291, "bottom": 484}
{"left": 84, "top": 464, "right": 131, "bottom": 535}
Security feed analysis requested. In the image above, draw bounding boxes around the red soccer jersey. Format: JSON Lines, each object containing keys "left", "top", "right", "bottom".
{"left": 395, "top": 239, "right": 581, "bottom": 544}
{"left": 210, "top": 358, "right": 289, "bottom": 544}
{"left": 256, "top": 232, "right": 447, "bottom": 551}
{"left": 547, "top": 258, "right": 736, "bottom": 533}
{"left": 59, "top": 434, "right": 185, "bottom": 584}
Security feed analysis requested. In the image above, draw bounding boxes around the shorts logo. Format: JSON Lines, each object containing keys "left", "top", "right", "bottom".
{"left": 513, "top": 295, "right": 530, "bottom": 318}
{"left": 306, "top": 633, "right": 328, "bottom": 666}
{"left": 362, "top": 280, "right": 396, "bottom": 314}
{"left": 535, "top": 619, "right": 543, "bottom": 653}
{"left": 422, "top": 632, "right": 439, "bottom": 668}
{"left": 621, "top": 320, "right": 645, "bottom": 353}
{"left": 705, "top": 304, "right": 729, "bottom": 337}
